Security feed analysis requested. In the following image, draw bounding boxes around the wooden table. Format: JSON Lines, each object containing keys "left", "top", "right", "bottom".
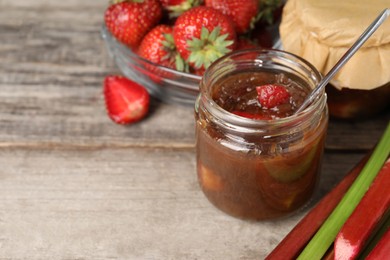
{"left": 1, "top": 1, "right": 389, "bottom": 259}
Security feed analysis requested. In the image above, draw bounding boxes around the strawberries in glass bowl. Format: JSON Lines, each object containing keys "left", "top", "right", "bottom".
{"left": 101, "top": 0, "right": 284, "bottom": 105}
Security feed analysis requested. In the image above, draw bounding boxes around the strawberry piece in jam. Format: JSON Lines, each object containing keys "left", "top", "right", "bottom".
{"left": 256, "top": 84, "right": 291, "bottom": 109}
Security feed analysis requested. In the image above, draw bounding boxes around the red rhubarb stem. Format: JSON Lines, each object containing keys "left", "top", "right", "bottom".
{"left": 265, "top": 154, "right": 370, "bottom": 260}
{"left": 366, "top": 226, "right": 390, "bottom": 260}
{"left": 334, "top": 158, "right": 390, "bottom": 260}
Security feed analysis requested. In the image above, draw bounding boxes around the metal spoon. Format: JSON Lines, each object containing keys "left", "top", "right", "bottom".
{"left": 294, "top": 8, "right": 390, "bottom": 114}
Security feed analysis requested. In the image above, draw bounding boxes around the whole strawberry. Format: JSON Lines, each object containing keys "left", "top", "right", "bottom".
{"left": 173, "top": 6, "right": 237, "bottom": 70}
{"left": 160, "top": 0, "right": 202, "bottom": 18}
{"left": 137, "top": 25, "right": 187, "bottom": 71}
{"left": 104, "top": 0, "right": 162, "bottom": 49}
{"left": 234, "top": 37, "right": 260, "bottom": 60}
{"left": 205, "top": 0, "right": 259, "bottom": 34}
{"left": 104, "top": 76, "right": 150, "bottom": 124}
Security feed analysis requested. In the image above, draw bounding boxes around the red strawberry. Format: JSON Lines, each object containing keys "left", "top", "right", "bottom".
{"left": 173, "top": 6, "right": 237, "bottom": 70}
{"left": 160, "top": 0, "right": 202, "bottom": 18}
{"left": 104, "top": 0, "right": 162, "bottom": 49}
{"left": 232, "top": 38, "right": 262, "bottom": 60}
{"left": 256, "top": 84, "right": 291, "bottom": 109}
{"left": 191, "top": 67, "right": 206, "bottom": 76}
{"left": 205, "top": 0, "right": 259, "bottom": 34}
{"left": 104, "top": 76, "right": 150, "bottom": 124}
{"left": 236, "top": 37, "right": 258, "bottom": 50}
{"left": 137, "top": 25, "right": 187, "bottom": 71}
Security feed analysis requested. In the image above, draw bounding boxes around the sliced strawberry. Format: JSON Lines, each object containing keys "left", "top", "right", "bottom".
{"left": 205, "top": 0, "right": 259, "bottom": 34}
{"left": 256, "top": 84, "right": 291, "bottom": 109}
{"left": 173, "top": 6, "right": 237, "bottom": 70}
{"left": 103, "top": 76, "right": 150, "bottom": 124}
{"left": 104, "top": 0, "right": 162, "bottom": 49}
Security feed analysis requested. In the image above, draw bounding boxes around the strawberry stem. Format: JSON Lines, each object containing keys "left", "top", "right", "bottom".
{"left": 167, "top": 0, "right": 202, "bottom": 18}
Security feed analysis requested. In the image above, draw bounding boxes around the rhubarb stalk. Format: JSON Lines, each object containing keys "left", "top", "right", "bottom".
{"left": 297, "top": 122, "right": 390, "bottom": 259}
{"left": 360, "top": 214, "right": 390, "bottom": 258}
{"left": 265, "top": 154, "right": 369, "bottom": 259}
{"left": 365, "top": 216, "right": 390, "bottom": 259}
{"left": 334, "top": 158, "right": 390, "bottom": 259}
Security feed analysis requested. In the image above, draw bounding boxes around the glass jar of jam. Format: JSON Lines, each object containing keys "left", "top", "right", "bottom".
{"left": 195, "top": 49, "right": 328, "bottom": 221}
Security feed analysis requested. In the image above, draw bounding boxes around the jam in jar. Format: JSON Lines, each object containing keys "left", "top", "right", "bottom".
{"left": 326, "top": 83, "right": 390, "bottom": 120}
{"left": 195, "top": 49, "right": 328, "bottom": 220}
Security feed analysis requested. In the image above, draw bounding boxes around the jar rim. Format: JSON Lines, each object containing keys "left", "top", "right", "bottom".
{"left": 198, "top": 48, "right": 326, "bottom": 133}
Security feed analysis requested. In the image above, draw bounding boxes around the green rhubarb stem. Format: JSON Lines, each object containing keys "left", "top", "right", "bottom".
{"left": 297, "top": 122, "right": 390, "bottom": 260}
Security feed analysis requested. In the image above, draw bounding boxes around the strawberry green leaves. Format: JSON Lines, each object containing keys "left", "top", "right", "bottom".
{"left": 173, "top": 6, "right": 237, "bottom": 71}
{"left": 187, "top": 26, "right": 234, "bottom": 69}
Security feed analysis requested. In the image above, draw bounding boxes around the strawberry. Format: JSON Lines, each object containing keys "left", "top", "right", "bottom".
{"left": 160, "top": 0, "right": 202, "bottom": 18}
{"left": 232, "top": 38, "right": 262, "bottom": 60}
{"left": 104, "top": 0, "right": 162, "bottom": 49}
{"left": 191, "top": 67, "right": 206, "bottom": 76}
{"left": 205, "top": 0, "right": 259, "bottom": 34}
{"left": 137, "top": 25, "right": 187, "bottom": 71}
{"left": 173, "top": 6, "right": 237, "bottom": 70}
{"left": 103, "top": 76, "right": 150, "bottom": 124}
{"left": 236, "top": 37, "right": 258, "bottom": 50}
{"left": 256, "top": 84, "right": 291, "bottom": 109}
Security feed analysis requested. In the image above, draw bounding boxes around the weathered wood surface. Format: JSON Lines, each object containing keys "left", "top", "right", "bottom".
{"left": 0, "top": 0, "right": 389, "bottom": 259}
{"left": 0, "top": 148, "right": 367, "bottom": 259}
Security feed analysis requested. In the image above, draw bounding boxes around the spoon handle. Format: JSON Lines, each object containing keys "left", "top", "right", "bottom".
{"left": 295, "top": 8, "right": 390, "bottom": 114}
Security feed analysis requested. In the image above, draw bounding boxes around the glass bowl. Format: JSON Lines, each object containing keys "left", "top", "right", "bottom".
{"left": 101, "top": 25, "right": 282, "bottom": 105}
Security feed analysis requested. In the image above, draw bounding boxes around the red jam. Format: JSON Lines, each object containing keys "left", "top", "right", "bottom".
{"left": 195, "top": 51, "right": 328, "bottom": 220}
{"left": 211, "top": 70, "right": 310, "bottom": 119}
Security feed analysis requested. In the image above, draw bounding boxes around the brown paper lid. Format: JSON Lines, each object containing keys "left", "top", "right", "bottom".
{"left": 279, "top": 0, "right": 390, "bottom": 90}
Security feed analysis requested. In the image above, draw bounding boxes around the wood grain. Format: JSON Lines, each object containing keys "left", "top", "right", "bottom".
{"left": 0, "top": 0, "right": 388, "bottom": 151}
{"left": 0, "top": 0, "right": 389, "bottom": 259}
{"left": 0, "top": 148, "right": 365, "bottom": 259}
